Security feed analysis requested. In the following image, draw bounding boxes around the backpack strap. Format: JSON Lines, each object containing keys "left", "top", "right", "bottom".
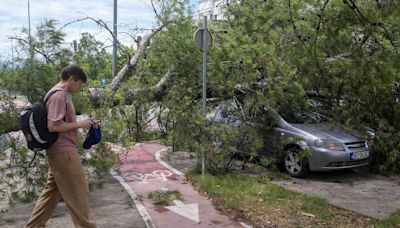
{"left": 43, "top": 88, "right": 68, "bottom": 121}
{"left": 43, "top": 88, "right": 63, "bottom": 104}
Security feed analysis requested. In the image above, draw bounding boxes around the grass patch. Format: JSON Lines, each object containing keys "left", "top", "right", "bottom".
{"left": 187, "top": 171, "right": 335, "bottom": 225}
{"left": 300, "top": 195, "right": 331, "bottom": 221}
{"left": 375, "top": 211, "right": 400, "bottom": 227}
{"left": 148, "top": 190, "right": 182, "bottom": 205}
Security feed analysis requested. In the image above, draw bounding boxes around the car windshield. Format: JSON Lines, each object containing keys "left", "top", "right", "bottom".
{"left": 278, "top": 100, "right": 330, "bottom": 124}
{"left": 215, "top": 98, "right": 331, "bottom": 125}
{"left": 279, "top": 109, "right": 324, "bottom": 124}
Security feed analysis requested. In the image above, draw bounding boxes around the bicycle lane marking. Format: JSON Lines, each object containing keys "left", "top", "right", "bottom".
{"left": 112, "top": 142, "right": 247, "bottom": 228}
{"left": 122, "top": 170, "right": 173, "bottom": 184}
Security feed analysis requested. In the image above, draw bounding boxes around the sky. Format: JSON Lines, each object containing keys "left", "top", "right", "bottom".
{"left": 0, "top": 0, "right": 199, "bottom": 62}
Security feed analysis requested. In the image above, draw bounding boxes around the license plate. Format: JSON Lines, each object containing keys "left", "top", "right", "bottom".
{"left": 350, "top": 151, "right": 369, "bottom": 160}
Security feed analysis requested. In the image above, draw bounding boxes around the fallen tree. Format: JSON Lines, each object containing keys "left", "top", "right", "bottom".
{"left": 1, "top": 20, "right": 175, "bottom": 134}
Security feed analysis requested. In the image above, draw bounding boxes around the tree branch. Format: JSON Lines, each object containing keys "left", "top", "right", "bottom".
{"left": 150, "top": 0, "right": 163, "bottom": 22}
{"left": 8, "top": 37, "right": 56, "bottom": 65}
{"left": 59, "top": 16, "right": 131, "bottom": 59}
{"left": 343, "top": 0, "right": 398, "bottom": 55}
{"left": 312, "top": 0, "right": 330, "bottom": 54}
{"left": 124, "top": 70, "right": 173, "bottom": 102}
{"left": 109, "top": 21, "right": 173, "bottom": 92}
{"left": 288, "top": 0, "right": 301, "bottom": 40}
{"left": 89, "top": 69, "right": 174, "bottom": 106}
{"left": 310, "top": 0, "right": 330, "bottom": 77}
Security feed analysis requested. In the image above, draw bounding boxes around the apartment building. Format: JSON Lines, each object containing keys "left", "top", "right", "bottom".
{"left": 198, "top": 0, "right": 227, "bottom": 20}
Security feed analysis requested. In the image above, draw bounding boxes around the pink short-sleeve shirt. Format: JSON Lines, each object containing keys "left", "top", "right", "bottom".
{"left": 45, "top": 87, "right": 78, "bottom": 154}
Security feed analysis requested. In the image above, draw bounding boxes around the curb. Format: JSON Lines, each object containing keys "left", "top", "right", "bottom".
{"left": 110, "top": 170, "right": 157, "bottom": 228}
{"left": 155, "top": 147, "right": 185, "bottom": 177}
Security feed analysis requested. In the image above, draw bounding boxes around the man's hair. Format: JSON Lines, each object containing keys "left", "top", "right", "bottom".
{"left": 61, "top": 64, "right": 87, "bottom": 83}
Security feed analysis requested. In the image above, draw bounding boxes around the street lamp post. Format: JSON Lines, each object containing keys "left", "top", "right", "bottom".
{"left": 112, "top": 0, "right": 118, "bottom": 77}
{"left": 28, "top": 0, "right": 33, "bottom": 60}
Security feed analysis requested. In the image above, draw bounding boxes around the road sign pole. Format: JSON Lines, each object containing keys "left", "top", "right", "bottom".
{"left": 193, "top": 17, "right": 212, "bottom": 176}
{"left": 201, "top": 16, "right": 207, "bottom": 175}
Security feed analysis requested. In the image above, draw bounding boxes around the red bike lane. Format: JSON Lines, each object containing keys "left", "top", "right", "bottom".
{"left": 110, "top": 141, "right": 246, "bottom": 228}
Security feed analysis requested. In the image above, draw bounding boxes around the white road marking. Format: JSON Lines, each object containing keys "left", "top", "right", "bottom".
{"left": 155, "top": 148, "right": 185, "bottom": 177}
{"left": 110, "top": 170, "right": 157, "bottom": 228}
{"left": 240, "top": 222, "right": 253, "bottom": 228}
{"left": 155, "top": 147, "right": 252, "bottom": 228}
{"left": 122, "top": 170, "right": 173, "bottom": 184}
{"left": 165, "top": 200, "right": 200, "bottom": 223}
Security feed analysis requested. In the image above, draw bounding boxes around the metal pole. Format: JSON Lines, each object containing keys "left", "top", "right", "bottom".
{"left": 112, "top": 0, "right": 118, "bottom": 77}
{"left": 201, "top": 16, "right": 208, "bottom": 175}
{"left": 10, "top": 39, "right": 15, "bottom": 69}
{"left": 28, "top": 0, "right": 33, "bottom": 60}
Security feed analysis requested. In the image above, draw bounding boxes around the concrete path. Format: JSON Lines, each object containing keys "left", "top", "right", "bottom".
{"left": 111, "top": 142, "right": 245, "bottom": 228}
{"left": 0, "top": 175, "right": 147, "bottom": 228}
{"left": 272, "top": 168, "right": 400, "bottom": 219}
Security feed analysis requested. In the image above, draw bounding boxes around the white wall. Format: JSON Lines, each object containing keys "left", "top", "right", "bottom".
{"left": 198, "top": 0, "right": 227, "bottom": 21}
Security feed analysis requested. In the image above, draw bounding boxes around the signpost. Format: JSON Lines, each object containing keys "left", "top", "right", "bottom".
{"left": 193, "top": 28, "right": 212, "bottom": 50}
{"left": 193, "top": 16, "right": 212, "bottom": 175}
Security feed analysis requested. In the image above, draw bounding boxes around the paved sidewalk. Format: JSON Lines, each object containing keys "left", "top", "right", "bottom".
{"left": 272, "top": 168, "right": 400, "bottom": 219}
{"left": 0, "top": 174, "right": 147, "bottom": 228}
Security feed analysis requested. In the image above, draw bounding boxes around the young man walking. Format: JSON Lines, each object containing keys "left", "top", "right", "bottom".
{"left": 26, "top": 64, "right": 97, "bottom": 228}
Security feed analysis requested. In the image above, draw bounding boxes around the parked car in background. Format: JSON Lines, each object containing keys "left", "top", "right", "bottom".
{"left": 210, "top": 98, "right": 371, "bottom": 177}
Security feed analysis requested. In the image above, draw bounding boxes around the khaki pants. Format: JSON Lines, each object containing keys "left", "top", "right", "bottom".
{"left": 26, "top": 151, "right": 96, "bottom": 228}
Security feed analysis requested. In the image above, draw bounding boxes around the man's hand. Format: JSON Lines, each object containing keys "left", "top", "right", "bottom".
{"left": 78, "top": 118, "right": 93, "bottom": 129}
{"left": 49, "top": 118, "right": 93, "bottom": 132}
{"left": 91, "top": 120, "right": 101, "bottom": 129}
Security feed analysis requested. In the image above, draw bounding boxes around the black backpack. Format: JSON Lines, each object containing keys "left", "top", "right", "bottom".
{"left": 20, "top": 89, "right": 65, "bottom": 151}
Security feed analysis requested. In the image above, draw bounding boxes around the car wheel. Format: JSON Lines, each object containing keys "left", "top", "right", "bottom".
{"left": 283, "top": 148, "right": 309, "bottom": 178}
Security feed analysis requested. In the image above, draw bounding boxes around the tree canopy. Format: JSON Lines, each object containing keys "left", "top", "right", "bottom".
{"left": 0, "top": 0, "right": 399, "bottom": 206}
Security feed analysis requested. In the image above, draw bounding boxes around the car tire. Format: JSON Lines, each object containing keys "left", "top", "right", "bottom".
{"left": 282, "top": 148, "right": 309, "bottom": 178}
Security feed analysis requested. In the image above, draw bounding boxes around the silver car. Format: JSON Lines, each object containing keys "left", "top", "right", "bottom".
{"left": 211, "top": 99, "right": 371, "bottom": 177}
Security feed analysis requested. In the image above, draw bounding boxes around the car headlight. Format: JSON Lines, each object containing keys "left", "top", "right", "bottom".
{"left": 314, "top": 139, "right": 344, "bottom": 151}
